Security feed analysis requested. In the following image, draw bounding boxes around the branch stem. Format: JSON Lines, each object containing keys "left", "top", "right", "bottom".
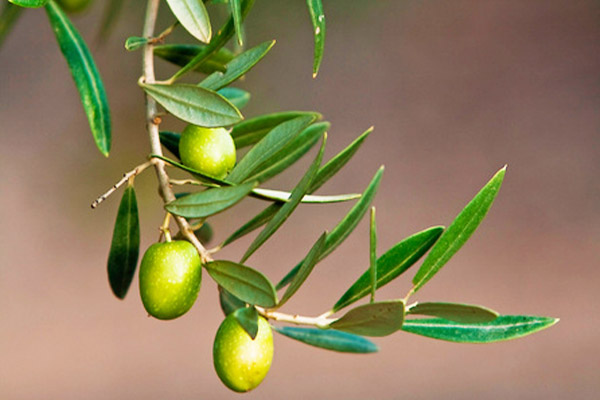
{"left": 91, "top": 160, "right": 153, "bottom": 208}
{"left": 256, "top": 306, "right": 334, "bottom": 328}
{"left": 142, "top": 0, "right": 211, "bottom": 263}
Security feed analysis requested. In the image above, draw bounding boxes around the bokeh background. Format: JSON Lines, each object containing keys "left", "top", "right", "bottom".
{"left": 1, "top": 0, "right": 598, "bottom": 399}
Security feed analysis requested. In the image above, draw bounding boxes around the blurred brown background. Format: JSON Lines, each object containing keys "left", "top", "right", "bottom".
{"left": 1, "top": 0, "right": 598, "bottom": 399}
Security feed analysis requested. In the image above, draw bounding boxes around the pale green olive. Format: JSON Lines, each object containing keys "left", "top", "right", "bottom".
{"left": 213, "top": 313, "right": 273, "bottom": 392}
{"left": 179, "top": 126, "right": 236, "bottom": 179}
{"left": 138, "top": 241, "right": 202, "bottom": 320}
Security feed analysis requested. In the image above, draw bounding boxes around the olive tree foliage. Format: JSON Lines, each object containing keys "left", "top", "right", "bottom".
{"left": 2, "top": 0, "right": 557, "bottom": 392}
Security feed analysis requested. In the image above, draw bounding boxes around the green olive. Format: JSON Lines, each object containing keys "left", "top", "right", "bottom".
{"left": 213, "top": 314, "right": 273, "bottom": 392}
{"left": 179, "top": 125, "right": 236, "bottom": 179}
{"left": 55, "top": 0, "right": 93, "bottom": 13}
{"left": 138, "top": 241, "right": 202, "bottom": 320}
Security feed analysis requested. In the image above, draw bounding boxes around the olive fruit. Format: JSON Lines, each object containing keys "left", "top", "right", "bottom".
{"left": 56, "top": 0, "right": 93, "bottom": 13}
{"left": 138, "top": 241, "right": 202, "bottom": 320}
{"left": 179, "top": 125, "right": 236, "bottom": 179}
{"left": 213, "top": 313, "right": 274, "bottom": 392}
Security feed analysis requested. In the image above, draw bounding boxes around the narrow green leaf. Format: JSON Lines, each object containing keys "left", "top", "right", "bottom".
{"left": 408, "top": 302, "right": 499, "bottom": 323}
{"left": 306, "top": 0, "right": 325, "bottom": 77}
{"left": 219, "top": 286, "right": 247, "bottom": 316}
{"left": 252, "top": 188, "right": 360, "bottom": 204}
{"left": 309, "top": 126, "right": 372, "bottom": 193}
{"left": 46, "top": 1, "right": 111, "bottom": 156}
{"left": 205, "top": 260, "right": 278, "bottom": 307}
{"left": 165, "top": 0, "right": 211, "bottom": 43}
{"left": 159, "top": 131, "right": 181, "bottom": 159}
{"left": 107, "top": 185, "right": 140, "bottom": 299}
{"left": 245, "top": 121, "right": 328, "bottom": 184}
{"left": 233, "top": 306, "right": 259, "bottom": 339}
{"left": 278, "top": 233, "right": 327, "bottom": 307}
{"left": 140, "top": 83, "right": 243, "bottom": 127}
{"left": 9, "top": 0, "right": 48, "bottom": 8}
{"left": 240, "top": 135, "right": 326, "bottom": 263}
{"left": 329, "top": 300, "right": 405, "bottom": 337}
{"left": 229, "top": 0, "right": 243, "bottom": 45}
{"left": 0, "top": 3, "right": 23, "bottom": 49}
{"left": 277, "top": 166, "right": 384, "bottom": 290}
{"left": 150, "top": 154, "right": 225, "bottom": 185}
{"left": 402, "top": 315, "right": 559, "bottom": 343}
{"left": 165, "top": 181, "right": 256, "bottom": 218}
{"left": 332, "top": 226, "right": 444, "bottom": 312}
{"left": 124, "top": 36, "right": 148, "bottom": 52}
{"left": 169, "top": 0, "right": 255, "bottom": 81}
{"left": 411, "top": 166, "right": 507, "bottom": 294}
{"left": 221, "top": 203, "right": 280, "bottom": 248}
{"left": 227, "top": 115, "right": 316, "bottom": 183}
{"left": 154, "top": 43, "right": 233, "bottom": 74}
{"left": 273, "top": 326, "right": 378, "bottom": 354}
{"left": 217, "top": 87, "right": 250, "bottom": 109}
{"left": 231, "top": 111, "right": 322, "bottom": 149}
{"left": 200, "top": 40, "right": 275, "bottom": 91}
{"left": 369, "top": 207, "right": 377, "bottom": 303}
{"left": 96, "top": 0, "right": 124, "bottom": 44}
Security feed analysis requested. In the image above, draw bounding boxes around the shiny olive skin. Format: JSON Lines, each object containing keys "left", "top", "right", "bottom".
{"left": 213, "top": 314, "right": 274, "bottom": 392}
{"left": 179, "top": 125, "right": 236, "bottom": 179}
{"left": 138, "top": 241, "right": 202, "bottom": 320}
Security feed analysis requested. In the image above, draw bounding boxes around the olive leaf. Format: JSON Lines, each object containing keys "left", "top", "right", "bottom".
{"left": 306, "top": 0, "right": 325, "bottom": 77}
{"left": 229, "top": 0, "right": 243, "bottom": 45}
{"left": 217, "top": 87, "right": 250, "bottom": 109}
{"left": 402, "top": 315, "right": 559, "bottom": 343}
{"left": 165, "top": 182, "right": 256, "bottom": 218}
{"left": 369, "top": 207, "right": 377, "bottom": 303}
{"left": 8, "top": 0, "right": 48, "bottom": 8}
{"left": 411, "top": 166, "right": 507, "bottom": 294}
{"left": 407, "top": 302, "right": 499, "bottom": 324}
{"left": 154, "top": 44, "right": 233, "bottom": 74}
{"left": 46, "top": 1, "right": 111, "bottom": 156}
{"left": 205, "top": 260, "right": 278, "bottom": 308}
{"left": 329, "top": 300, "right": 405, "bottom": 337}
{"left": 233, "top": 306, "right": 259, "bottom": 339}
{"left": 165, "top": 0, "right": 211, "bottom": 43}
{"left": 107, "top": 185, "right": 140, "bottom": 299}
{"left": 273, "top": 326, "right": 378, "bottom": 354}
{"left": 219, "top": 286, "right": 247, "bottom": 316}
{"left": 140, "top": 83, "right": 243, "bottom": 127}
{"left": 332, "top": 226, "right": 444, "bottom": 312}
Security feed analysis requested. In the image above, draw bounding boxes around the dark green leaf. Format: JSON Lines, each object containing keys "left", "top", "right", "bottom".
{"left": 306, "top": 0, "right": 325, "bottom": 77}
{"left": 124, "top": 36, "right": 148, "bottom": 52}
{"left": 277, "top": 166, "right": 384, "bottom": 290}
{"left": 332, "top": 226, "right": 444, "bottom": 312}
{"left": 252, "top": 188, "right": 360, "bottom": 204}
{"left": 221, "top": 203, "right": 280, "bottom": 249}
{"left": 244, "top": 121, "right": 328, "bottom": 184}
{"left": 154, "top": 44, "right": 233, "bottom": 74}
{"left": 107, "top": 185, "right": 140, "bottom": 299}
{"left": 200, "top": 40, "right": 275, "bottom": 91}
{"left": 165, "top": 181, "right": 256, "bottom": 218}
{"left": 408, "top": 302, "right": 499, "bottom": 323}
{"left": 205, "top": 260, "right": 278, "bottom": 307}
{"left": 140, "top": 83, "right": 242, "bottom": 127}
{"left": 159, "top": 131, "right": 181, "bottom": 159}
{"left": 329, "top": 300, "right": 405, "bottom": 337}
{"left": 278, "top": 233, "right": 327, "bottom": 307}
{"left": 218, "top": 87, "right": 250, "bottom": 109}
{"left": 46, "top": 1, "right": 111, "bottom": 156}
{"left": 309, "top": 126, "right": 372, "bottom": 193}
{"left": 227, "top": 115, "right": 316, "bottom": 183}
{"left": 411, "top": 166, "right": 507, "bottom": 294}
{"left": 96, "top": 0, "right": 124, "bottom": 44}
{"left": 240, "top": 134, "right": 326, "bottom": 263}
{"left": 402, "top": 315, "right": 559, "bottom": 343}
{"left": 165, "top": 0, "right": 211, "bottom": 42}
{"left": 369, "top": 207, "right": 377, "bottom": 303}
{"left": 8, "top": 0, "right": 48, "bottom": 8}
{"left": 273, "top": 326, "right": 378, "bottom": 354}
{"left": 233, "top": 306, "right": 259, "bottom": 339}
{"left": 219, "top": 286, "right": 247, "bottom": 316}
{"left": 169, "top": 0, "right": 255, "bottom": 81}
{"left": 0, "top": 3, "right": 23, "bottom": 49}
{"left": 229, "top": 0, "right": 243, "bottom": 45}
{"left": 231, "top": 111, "right": 322, "bottom": 149}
